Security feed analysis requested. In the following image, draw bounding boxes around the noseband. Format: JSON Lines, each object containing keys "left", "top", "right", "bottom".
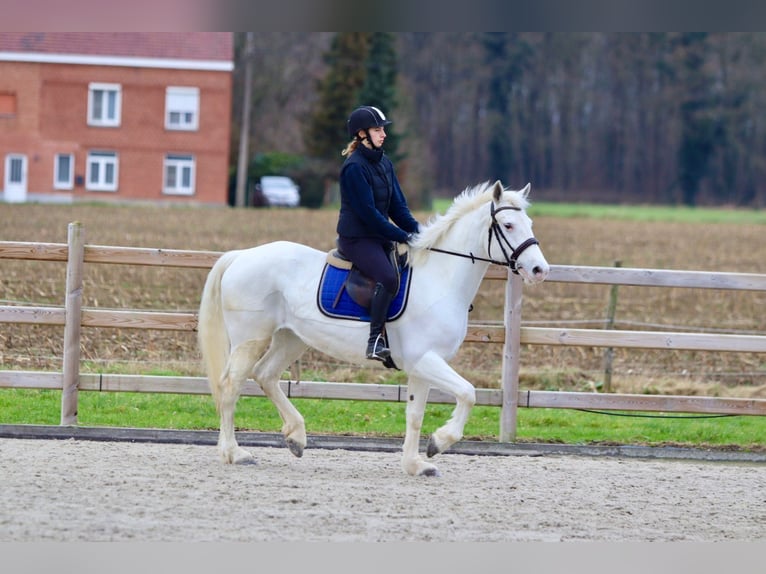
{"left": 426, "top": 202, "right": 540, "bottom": 274}
{"left": 488, "top": 203, "right": 540, "bottom": 274}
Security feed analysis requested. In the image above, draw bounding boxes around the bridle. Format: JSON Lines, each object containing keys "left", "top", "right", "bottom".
{"left": 425, "top": 202, "right": 540, "bottom": 275}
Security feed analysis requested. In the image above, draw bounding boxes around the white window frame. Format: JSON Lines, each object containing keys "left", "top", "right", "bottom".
{"left": 53, "top": 153, "right": 74, "bottom": 190}
{"left": 87, "top": 83, "right": 122, "bottom": 127}
{"left": 86, "top": 151, "right": 119, "bottom": 192}
{"left": 163, "top": 154, "right": 195, "bottom": 196}
{"left": 165, "top": 87, "right": 199, "bottom": 131}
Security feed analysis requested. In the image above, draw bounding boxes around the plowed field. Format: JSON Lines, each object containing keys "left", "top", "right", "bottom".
{"left": 2, "top": 202, "right": 765, "bottom": 398}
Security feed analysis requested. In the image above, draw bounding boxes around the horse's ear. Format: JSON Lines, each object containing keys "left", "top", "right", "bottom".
{"left": 520, "top": 182, "right": 531, "bottom": 200}
{"left": 492, "top": 180, "right": 504, "bottom": 202}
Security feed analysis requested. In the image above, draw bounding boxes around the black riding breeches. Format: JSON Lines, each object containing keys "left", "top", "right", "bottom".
{"left": 336, "top": 236, "right": 398, "bottom": 295}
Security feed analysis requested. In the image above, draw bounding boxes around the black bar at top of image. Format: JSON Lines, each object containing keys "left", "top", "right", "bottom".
{"left": 214, "top": 0, "right": 766, "bottom": 33}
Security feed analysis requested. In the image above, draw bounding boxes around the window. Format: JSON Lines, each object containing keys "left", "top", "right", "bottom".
{"left": 87, "top": 83, "right": 121, "bottom": 127}
{"left": 6, "top": 155, "right": 24, "bottom": 184}
{"left": 54, "top": 154, "right": 74, "bottom": 190}
{"left": 4, "top": 154, "right": 27, "bottom": 202}
{"left": 86, "top": 151, "right": 118, "bottom": 191}
{"left": 165, "top": 87, "right": 199, "bottom": 130}
{"left": 0, "top": 92, "right": 17, "bottom": 116}
{"left": 163, "top": 154, "right": 195, "bottom": 195}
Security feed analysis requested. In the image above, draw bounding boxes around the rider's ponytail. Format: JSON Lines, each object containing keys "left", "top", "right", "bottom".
{"left": 341, "top": 139, "right": 359, "bottom": 157}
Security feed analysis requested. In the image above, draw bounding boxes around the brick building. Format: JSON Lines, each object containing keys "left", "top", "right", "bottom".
{"left": 0, "top": 32, "right": 233, "bottom": 205}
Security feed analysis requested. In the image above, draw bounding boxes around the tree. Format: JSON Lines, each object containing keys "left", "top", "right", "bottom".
{"left": 357, "top": 32, "right": 403, "bottom": 163}
{"left": 674, "top": 33, "right": 717, "bottom": 206}
{"left": 482, "top": 33, "right": 532, "bottom": 184}
{"left": 230, "top": 32, "right": 766, "bottom": 207}
{"left": 305, "top": 33, "right": 369, "bottom": 162}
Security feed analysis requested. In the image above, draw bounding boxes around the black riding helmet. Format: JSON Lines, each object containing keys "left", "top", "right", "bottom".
{"left": 347, "top": 105, "right": 392, "bottom": 139}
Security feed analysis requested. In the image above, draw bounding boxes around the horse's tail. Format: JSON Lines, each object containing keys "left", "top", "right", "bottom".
{"left": 198, "top": 250, "right": 241, "bottom": 412}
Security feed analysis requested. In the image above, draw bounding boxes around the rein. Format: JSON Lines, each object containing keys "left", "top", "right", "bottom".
{"left": 425, "top": 203, "right": 540, "bottom": 274}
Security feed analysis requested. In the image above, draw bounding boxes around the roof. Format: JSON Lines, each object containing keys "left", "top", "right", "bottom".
{"left": 0, "top": 32, "right": 233, "bottom": 71}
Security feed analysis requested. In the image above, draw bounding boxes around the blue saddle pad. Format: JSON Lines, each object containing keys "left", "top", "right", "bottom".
{"left": 317, "top": 265, "right": 412, "bottom": 321}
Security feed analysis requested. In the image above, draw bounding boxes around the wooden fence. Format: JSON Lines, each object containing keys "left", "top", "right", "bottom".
{"left": 2, "top": 222, "right": 766, "bottom": 441}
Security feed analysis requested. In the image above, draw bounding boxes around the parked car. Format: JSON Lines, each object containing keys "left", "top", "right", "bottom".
{"left": 255, "top": 175, "right": 300, "bottom": 207}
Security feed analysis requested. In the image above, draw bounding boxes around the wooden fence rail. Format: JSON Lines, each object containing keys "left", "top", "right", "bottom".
{"left": 2, "top": 222, "right": 765, "bottom": 441}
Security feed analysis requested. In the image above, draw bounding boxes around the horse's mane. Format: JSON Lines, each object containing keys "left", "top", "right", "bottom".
{"left": 409, "top": 181, "right": 528, "bottom": 267}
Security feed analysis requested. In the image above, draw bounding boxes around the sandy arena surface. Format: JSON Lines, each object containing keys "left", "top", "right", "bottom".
{"left": 0, "top": 437, "right": 764, "bottom": 542}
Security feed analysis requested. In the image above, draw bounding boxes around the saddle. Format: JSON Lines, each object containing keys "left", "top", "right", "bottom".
{"left": 316, "top": 243, "right": 413, "bottom": 322}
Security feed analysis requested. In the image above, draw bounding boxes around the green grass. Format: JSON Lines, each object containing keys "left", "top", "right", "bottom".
{"left": 529, "top": 202, "right": 766, "bottom": 224}
{"left": 2, "top": 389, "right": 764, "bottom": 452}
{"left": 432, "top": 198, "right": 766, "bottom": 224}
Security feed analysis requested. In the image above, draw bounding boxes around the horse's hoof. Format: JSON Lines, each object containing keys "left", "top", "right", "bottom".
{"left": 232, "top": 450, "right": 257, "bottom": 465}
{"left": 420, "top": 467, "right": 441, "bottom": 478}
{"left": 285, "top": 438, "right": 304, "bottom": 458}
{"left": 426, "top": 435, "right": 440, "bottom": 458}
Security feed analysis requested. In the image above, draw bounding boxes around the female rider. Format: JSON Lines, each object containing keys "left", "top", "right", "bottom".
{"left": 336, "top": 105, "right": 420, "bottom": 362}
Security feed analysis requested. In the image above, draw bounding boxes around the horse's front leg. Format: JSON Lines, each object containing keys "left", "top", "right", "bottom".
{"left": 401, "top": 376, "right": 440, "bottom": 477}
{"left": 409, "top": 350, "right": 476, "bottom": 459}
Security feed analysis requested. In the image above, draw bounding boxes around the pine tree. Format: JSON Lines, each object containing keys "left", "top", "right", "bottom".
{"left": 357, "top": 32, "right": 403, "bottom": 163}
{"left": 305, "top": 33, "right": 369, "bottom": 161}
{"left": 674, "top": 32, "right": 717, "bottom": 206}
{"left": 482, "top": 32, "right": 531, "bottom": 185}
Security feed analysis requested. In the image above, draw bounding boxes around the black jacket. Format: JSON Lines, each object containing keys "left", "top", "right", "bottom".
{"left": 336, "top": 145, "right": 419, "bottom": 243}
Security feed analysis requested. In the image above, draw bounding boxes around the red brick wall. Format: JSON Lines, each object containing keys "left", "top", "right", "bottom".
{"left": 0, "top": 61, "right": 231, "bottom": 205}
{"left": 0, "top": 63, "right": 42, "bottom": 134}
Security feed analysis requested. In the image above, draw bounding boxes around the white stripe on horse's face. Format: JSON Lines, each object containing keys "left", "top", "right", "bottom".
{"left": 493, "top": 192, "right": 549, "bottom": 284}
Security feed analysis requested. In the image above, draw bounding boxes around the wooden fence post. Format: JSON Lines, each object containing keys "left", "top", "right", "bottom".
{"left": 61, "top": 222, "right": 84, "bottom": 425}
{"left": 500, "top": 272, "right": 524, "bottom": 442}
{"left": 602, "top": 260, "right": 622, "bottom": 393}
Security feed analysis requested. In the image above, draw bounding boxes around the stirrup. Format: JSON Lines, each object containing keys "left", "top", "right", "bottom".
{"left": 366, "top": 333, "right": 390, "bottom": 361}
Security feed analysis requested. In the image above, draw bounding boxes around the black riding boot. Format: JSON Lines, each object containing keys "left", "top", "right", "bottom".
{"left": 366, "top": 283, "right": 394, "bottom": 361}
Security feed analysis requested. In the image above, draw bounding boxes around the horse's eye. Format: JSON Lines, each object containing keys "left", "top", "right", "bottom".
{"left": 504, "top": 223, "right": 513, "bottom": 230}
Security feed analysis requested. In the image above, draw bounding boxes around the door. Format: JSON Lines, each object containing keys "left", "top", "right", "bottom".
{"left": 4, "top": 154, "right": 27, "bottom": 203}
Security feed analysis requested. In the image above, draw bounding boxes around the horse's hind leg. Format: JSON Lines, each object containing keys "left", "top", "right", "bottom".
{"left": 217, "top": 339, "right": 269, "bottom": 465}
{"left": 251, "top": 328, "right": 308, "bottom": 457}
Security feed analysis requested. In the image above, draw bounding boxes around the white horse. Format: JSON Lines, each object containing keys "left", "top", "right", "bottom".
{"left": 198, "top": 180, "right": 549, "bottom": 476}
